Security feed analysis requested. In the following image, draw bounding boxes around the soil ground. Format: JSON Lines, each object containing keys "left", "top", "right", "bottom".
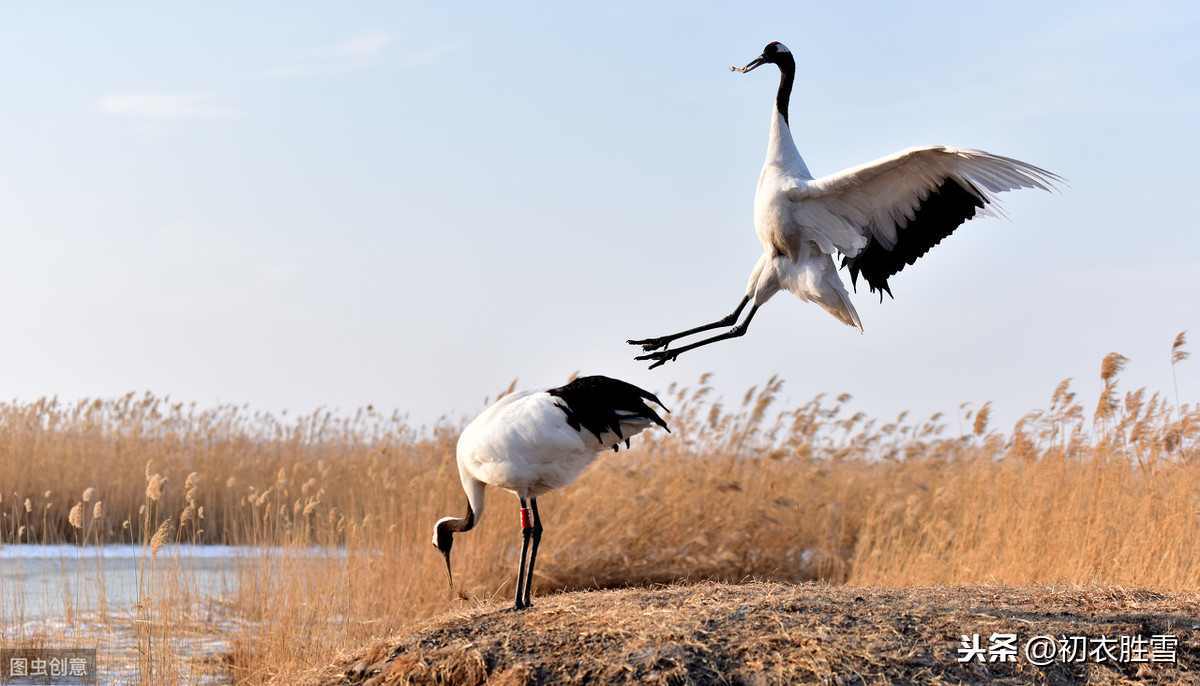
{"left": 299, "top": 582, "right": 1200, "bottom": 685}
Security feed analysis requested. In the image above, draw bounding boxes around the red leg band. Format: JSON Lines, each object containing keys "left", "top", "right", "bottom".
{"left": 520, "top": 508, "right": 531, "bottom": 529}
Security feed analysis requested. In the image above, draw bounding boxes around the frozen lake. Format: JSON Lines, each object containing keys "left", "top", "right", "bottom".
{"left": 0, "top": 543, "right": 245, "bottom": 623}
{"left": 0, "top": 544, "right": 327, "bottom": 684}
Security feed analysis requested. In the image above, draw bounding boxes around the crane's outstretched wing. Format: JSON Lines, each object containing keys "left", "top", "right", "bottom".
{"left": 785, "top": 146, "right": 1062, "bottom": 297}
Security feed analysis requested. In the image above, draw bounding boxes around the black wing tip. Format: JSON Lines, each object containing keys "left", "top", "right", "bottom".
{"left": 874, "top": 279, "right": 894, "bottom": 300}
{"left": 843, "top": 177, "right": 983, "bottom": 297}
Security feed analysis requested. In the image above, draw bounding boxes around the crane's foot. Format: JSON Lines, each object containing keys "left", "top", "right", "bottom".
{"left": 627, "top": 336, "right": 672, "bottom": 352}
{"left": 635, "top": 349, "right": 678, "bottom": 370}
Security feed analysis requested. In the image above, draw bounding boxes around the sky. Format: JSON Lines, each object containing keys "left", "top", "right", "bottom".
{"left": 1, "top": 1, "right": 1197, "bottom": 435}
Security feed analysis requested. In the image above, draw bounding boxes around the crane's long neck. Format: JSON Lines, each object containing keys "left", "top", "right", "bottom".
{"left": 461, "top": 475, "right": 485, "bottom": 526}
{"left": 764, "top": 55, "right": 810, "bottom": 178}
{"left": 439, "top": 501, "right": 476, "bottom": 536}
{"left": 438, "top": 476, "right": 484, "bottom": 537}
{"left": 775, "top": 56, "right": 794, "bottom": 125}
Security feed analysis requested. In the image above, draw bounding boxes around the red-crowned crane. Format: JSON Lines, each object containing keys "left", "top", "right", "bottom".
{"left": 629, "top": 41, "right": 1062, "bottom": 369}
{"left": 432, "top": 375, "right": 669, "bottom": 610}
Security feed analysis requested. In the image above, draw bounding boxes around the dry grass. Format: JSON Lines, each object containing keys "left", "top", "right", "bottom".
{"left": 0, "top": 340, "right": 1196, "bottom": 684}
{"left": 300, "top": 581, "right": 1200, "bottom": 686}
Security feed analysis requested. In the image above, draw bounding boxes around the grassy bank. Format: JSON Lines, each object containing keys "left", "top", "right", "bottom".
{"left": 299, "top": 581, "right": 1200, "bottom": 685}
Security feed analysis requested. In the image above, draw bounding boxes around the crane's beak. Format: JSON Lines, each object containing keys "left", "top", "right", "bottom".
{"left": 441, "top": 548, "right": 453, "bottom": 588}
{"left": 731, "top": 54, "right": 766, "bottom": 73}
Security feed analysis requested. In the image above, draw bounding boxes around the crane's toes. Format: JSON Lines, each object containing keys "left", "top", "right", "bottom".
{"left": 627, "top": 336, "right": 671, "bottom": 352}
{"left": 635, "top": 349, "right": 677, "bottom": 369}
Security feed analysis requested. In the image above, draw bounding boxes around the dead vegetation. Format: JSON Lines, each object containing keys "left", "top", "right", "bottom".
{"left": 0, "top": 338, "right": 1196, "bottom": 683}
{"left": 301, "top": 581, "right": 1200, "bottom": 686}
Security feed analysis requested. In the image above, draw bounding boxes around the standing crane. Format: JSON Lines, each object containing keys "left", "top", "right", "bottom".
{"left": 629, "top": 41, "right": 1061, "bottom": 369}
{"left": 432, "top": 375, "right": 669, "bottom": 609}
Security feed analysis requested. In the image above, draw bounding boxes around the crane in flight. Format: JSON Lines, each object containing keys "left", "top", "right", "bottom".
{"left": 629, "top": 41, "right": 1061, "bottom": 369}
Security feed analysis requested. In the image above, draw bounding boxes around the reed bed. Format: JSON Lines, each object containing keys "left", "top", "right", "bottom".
{"left": 0, "top": 339, "right": 1195, "bottom": 684}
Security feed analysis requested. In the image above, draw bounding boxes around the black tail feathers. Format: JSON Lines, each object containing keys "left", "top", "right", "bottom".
{"left": 547, "top": 375, "right": 670, "bottom": 443}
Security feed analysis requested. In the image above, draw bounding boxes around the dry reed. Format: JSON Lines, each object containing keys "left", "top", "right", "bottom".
{"left": 0, "top": 342, "right": 1195, "bottom": 684}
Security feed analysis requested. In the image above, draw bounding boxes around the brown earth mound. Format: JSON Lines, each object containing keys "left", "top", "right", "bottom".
{"left": 300, "top": 582, "right": 1200, "bottom": 685}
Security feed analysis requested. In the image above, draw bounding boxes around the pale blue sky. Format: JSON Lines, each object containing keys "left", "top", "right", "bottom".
{"left": 2, "top": 2, "right": 1196, "bottom": 433}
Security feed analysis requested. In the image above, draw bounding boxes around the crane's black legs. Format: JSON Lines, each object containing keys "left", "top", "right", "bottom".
{"left": 628, "top": 296, "right": 751, "bottom": 355}
{"left": 514, "top": 498, "right": 533, "bottom": 609}
{"left": 632, "top": 302, "right": 762, "bottom": 369}
{"left": 521, "top": 499, "right": 543, "bottom": 609}
{"left": 512, "top": 499, "right": 545, "bottom": 610}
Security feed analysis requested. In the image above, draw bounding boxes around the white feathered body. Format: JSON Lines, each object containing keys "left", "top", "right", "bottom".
{"left": 748, "top": 109, "right": 864, "bottom": 330}
{"left": 455, "top": 388, "right": 659, "bottom": 522}
{"left": 745, "top": 106, "right": 1059, "bottom": 332}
